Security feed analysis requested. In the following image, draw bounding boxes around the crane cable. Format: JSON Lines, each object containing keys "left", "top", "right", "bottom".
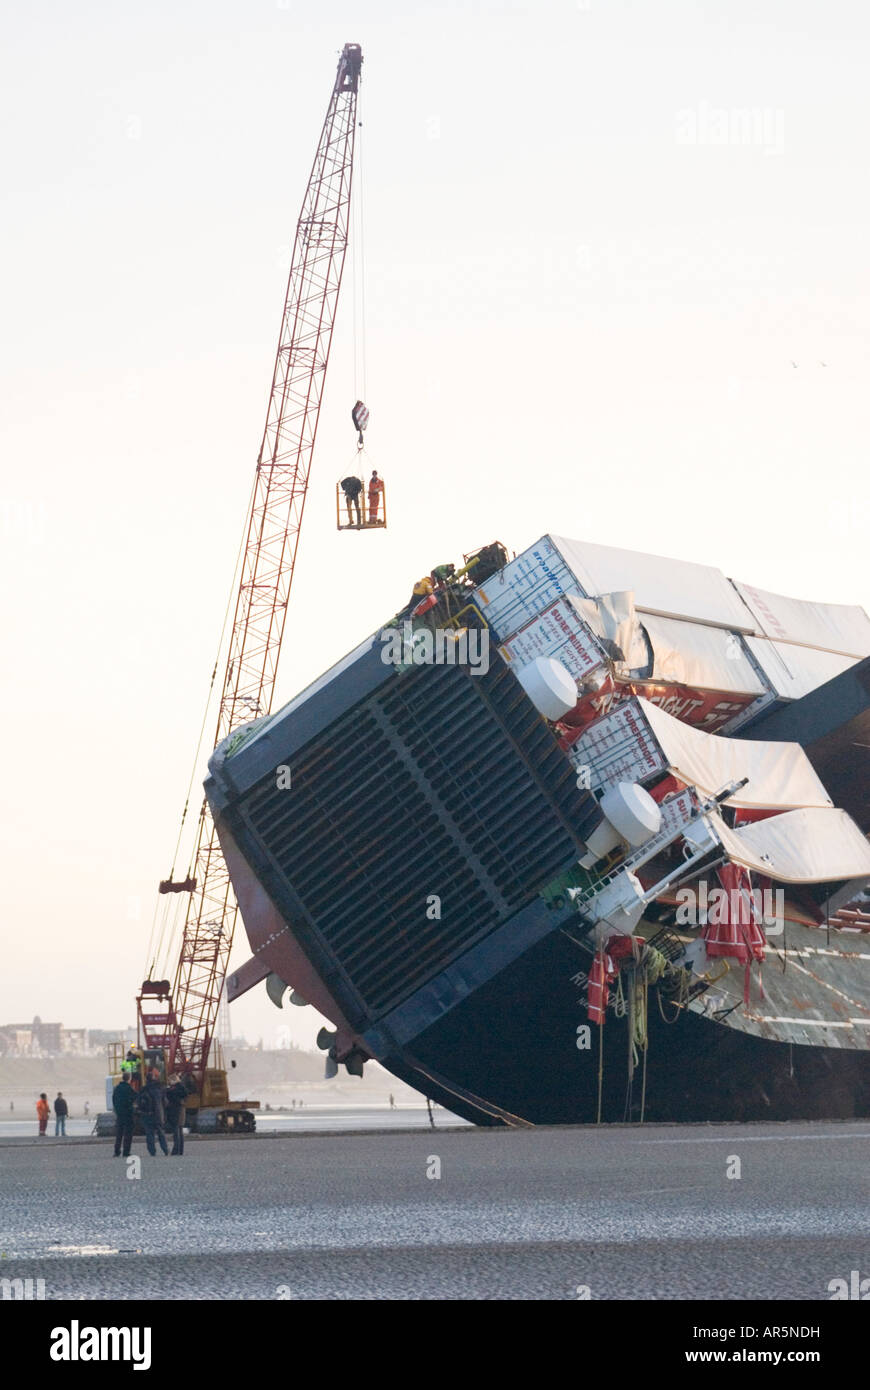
{"left": 351, "top": 93, "right": 367, "bottom": 408}
{"left": 144, "top": 469, "right": 259, "bottom": 980}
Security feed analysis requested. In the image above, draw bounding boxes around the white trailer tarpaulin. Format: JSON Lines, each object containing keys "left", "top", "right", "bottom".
{"left": 570, "top": 590, "right": 649, "bottom": 670}
{"left": 711, "top": 808, "right": 870, "bottom": 885}
{"left": 733, "top": 581, "right": 870, "bottom": 658}
{"left": 551, "top": 536, "right": 755, "bottom": 632}
{"left": 639, "top": 697, "right": 833, "bottom": 810}
{"left": 744, "top": 637, "right": 856, "bottom": 702}
{"left": 642, "top": 614, "right": 766, "bottom": 695}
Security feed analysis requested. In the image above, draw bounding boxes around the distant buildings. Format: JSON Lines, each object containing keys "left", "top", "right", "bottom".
{"left": 0, "top": 1019, "right": 253, "bottom": 1057}
{"left": 86, "top": 1028, "right": 135, "bottom": 1052}
{"left": 0, "top": 1017, "right": 134, "bottom": 1058}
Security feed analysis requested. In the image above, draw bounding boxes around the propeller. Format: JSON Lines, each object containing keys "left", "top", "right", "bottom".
{"left": 265, "top": 972, "right": 288, "bottom": 1009}
{"left": 344, "top": 1050, "right": 365, "bottom": 1078}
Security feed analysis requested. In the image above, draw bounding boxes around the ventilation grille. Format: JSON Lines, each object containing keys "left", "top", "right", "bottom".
{"left": 235, "top": 658, "right": 594, "bottom": 1019}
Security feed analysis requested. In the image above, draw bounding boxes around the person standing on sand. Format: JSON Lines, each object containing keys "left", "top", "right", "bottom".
{"left": 36, "top": 1093, "right": 50, "bottom": 1136}
{"left": 112, "top": 1075, "right": 135, "bottom": 1158}
{"left": 54, "top": 1092, "right": 68, "bottom": 1137}
{"left": 164, "top": 1074, "right": 187, "bottom": 1157}
{"left": 137, "top": 1068, "right": 169, "bottom": 1156}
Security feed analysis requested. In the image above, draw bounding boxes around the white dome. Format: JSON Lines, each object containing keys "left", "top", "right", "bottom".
{"left": 599, "top": 782, "right": 662, "bottom": 846}
{"left": 515, "top": 657, "right": 578, "bottom": 720}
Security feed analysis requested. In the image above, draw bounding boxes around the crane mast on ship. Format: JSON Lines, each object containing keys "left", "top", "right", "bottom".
{"left": 137, "top": 43, "right": 363, "bottom": 1116}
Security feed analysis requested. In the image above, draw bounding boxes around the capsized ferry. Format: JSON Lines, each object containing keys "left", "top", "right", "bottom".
{"left": 206, "top": 535, "right": 870, "bottom": 1124}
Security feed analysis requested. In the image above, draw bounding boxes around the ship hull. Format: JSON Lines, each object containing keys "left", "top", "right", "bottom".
{"left": 219, "top": 812, "right": 870, "bottom": 1127}
{"left": 206, "top": 537, "right": 870, "bottom": 1128}
{"left": 377, "top": 927, "right": 870, "bottom": 1126}
{"left": 235, "top": 894, "right": 870, "bottom": 1126}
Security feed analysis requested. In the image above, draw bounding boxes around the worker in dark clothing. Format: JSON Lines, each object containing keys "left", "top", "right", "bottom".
{"left": 112, "top": 1076, "right": 136, "bottom": 1157}
{"left": 340, "top": 475, "right": 363, "bottom": 526}
{"left": 53, "top": 1092, "right": 69, "bottom": 1137}
{"left": 165, "top": 1074, "right": 187, "bottom": 1157}
{"left": 137, "top": 1069, "right": 169, "bottom": 1156}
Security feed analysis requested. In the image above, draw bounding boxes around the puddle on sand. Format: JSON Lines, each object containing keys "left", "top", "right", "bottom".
{"left": 46, "top": 1245, "right": 121, "bottom": 1256}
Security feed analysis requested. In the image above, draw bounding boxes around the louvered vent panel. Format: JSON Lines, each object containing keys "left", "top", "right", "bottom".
{"left": 236, "top": 658, "right": 593, "bottom": 1017}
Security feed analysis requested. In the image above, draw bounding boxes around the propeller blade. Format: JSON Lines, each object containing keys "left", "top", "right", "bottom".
{"left": 265, "top": 972, "right": 288, "bottom": 1009}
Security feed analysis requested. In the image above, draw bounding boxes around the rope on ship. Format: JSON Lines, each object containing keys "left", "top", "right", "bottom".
{"left": 596, "top": 1014, "right": 604, "bottom": 1126}
{"left": 639, "top": 1037, "right": 648, "bottom": 1124}
{"left": 657, "top": 962, "right": 691, "bottom": 1024}
{"left": 613, "top": 974, "right": 627, "bottom": 1017}
{"left": 586, "top": 926, "right": 708, "bottom": 1123}
{"left": 624, "top": 944, "right": 669, "bottom": 1121}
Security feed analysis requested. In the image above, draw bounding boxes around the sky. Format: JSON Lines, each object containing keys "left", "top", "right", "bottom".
{"left": 1, "top": 1, "right": 868, "bottom": 1055}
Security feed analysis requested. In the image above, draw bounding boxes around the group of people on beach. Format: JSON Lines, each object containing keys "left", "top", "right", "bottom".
{"left": 112, "top": 1051, "right": 188, "bottom": 1158}
{"left": 35, "top": 1091, "right": 71, "bottom": 1136}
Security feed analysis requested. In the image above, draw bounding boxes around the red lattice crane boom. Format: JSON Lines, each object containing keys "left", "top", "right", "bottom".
{"left": 138, "top": 44, "right": 363, "bottom": 1098}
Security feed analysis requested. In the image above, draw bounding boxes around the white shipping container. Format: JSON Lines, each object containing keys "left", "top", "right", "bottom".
{"left": 658, "top": 789, "right": 698, "bottom": 838}
{"left": 569, "top": 702, "right": 665, "bottom": 791}
{"left": 473, "top": 536, "right": 573, "bottom": 639}
{"left": 498, "top": 596, "right": 607, "bottom": 682}
{"left": 715, "top": 689, "right": 777, "bottom": 735}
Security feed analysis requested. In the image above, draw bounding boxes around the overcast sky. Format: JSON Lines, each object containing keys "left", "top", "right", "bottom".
{"left": 2, "top": 1, "right": 868, "bottom": 1056}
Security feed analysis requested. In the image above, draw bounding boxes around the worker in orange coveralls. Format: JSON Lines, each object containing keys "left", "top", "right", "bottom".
{"left": 368, "top": 469, "right": 384, "bottom": 524}
{"left": 36, "top": 1092, "right": 50, "bottom": 1136}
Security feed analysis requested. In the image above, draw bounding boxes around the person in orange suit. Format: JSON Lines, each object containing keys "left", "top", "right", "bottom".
{"left": 36, "top": 1092, "right": 50, "bottom": 1136}
{"left": 368, "top": 470, "right": 384, "bottom": 524}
